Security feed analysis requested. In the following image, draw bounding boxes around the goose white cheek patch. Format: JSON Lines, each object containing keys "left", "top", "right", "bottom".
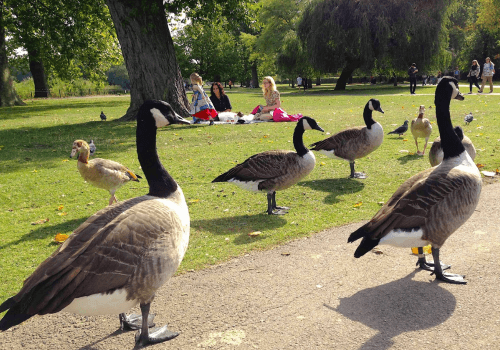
{"left": 302, "top": 118, "right": 312, "bottom": 130}
{"left": 368, "top": 100, "right": 374, "bottom": 111}
{"left": 151, "top": 108, "right": 170, "bottom": 127}
{"left": 449, "top": 81, "right": 459, "bottom": 99}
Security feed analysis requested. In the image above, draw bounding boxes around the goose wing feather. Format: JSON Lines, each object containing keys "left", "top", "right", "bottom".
{"left": 7, "top": 196, "right": 182, "bottom": 315}
{"left": 349, "top": 167, "right": 477, "bottom": 245}
{"left": 213, "top": 150, "right": 296, "bottom": 182}
{"left": 90, "top": 158, "right": 140, "bottom": 181}
{"left": 310, "top": 127, "right": 366, "bottom": 159}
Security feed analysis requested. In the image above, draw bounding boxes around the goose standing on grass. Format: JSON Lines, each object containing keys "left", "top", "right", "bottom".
{"left": 100, "top": 111, "right": 107, "bottom": 121}
{"left": 429, "top": 126, "right": 476, "bottom": 167}
{"left": 309, "top": 99, "right": 384, "bottom": 179}
{"left": 0, "top": 100, "right": 191, "bottom": 347}
{"left": 410, "top": 105, "right": 433, "bottom": 155}
{"left": 212, "top": 116, "right": 324, "bottom": 215}
{"left": 89, "top": 139, "right": 96, "bottom": 156}
{"left": 70, "top": 139, "right": 142, "bottom": 205}
{"left": 387, "top": 120, "right": 409, "bottom": 138}
{"left": 348, "top": 77, "right": 482, "bottom": 284}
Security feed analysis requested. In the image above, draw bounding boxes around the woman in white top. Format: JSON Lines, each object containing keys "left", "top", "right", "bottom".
{"left": 479, "top": 57, "right": 495, "bottom": 93}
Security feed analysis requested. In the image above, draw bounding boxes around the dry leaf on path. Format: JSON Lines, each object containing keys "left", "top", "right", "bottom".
{"left": 31, "top": 218, "right": 49, "bottom": 225}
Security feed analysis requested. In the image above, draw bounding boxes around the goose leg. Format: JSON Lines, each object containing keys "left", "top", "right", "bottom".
{"left": 350, "top": 161, "right": 367, "bottom": 179}
{"left": 415, "top": 139, "right": 422, "bottom": 155}
{"left": 430, "top": 247, "right": 466, "bottom": 284}
{"left": 119, "top": 312, "right": 155, "bottom": 330}
{"left": 271, "top": 191, "right": 290, "bottom": 211}
{"left": 267, "top": 192, "right": 287, "bottom": 215}
{"left": 421, "top": 138, "right": 429, "bottom": 155}
{"left": 135, "top": 303, "right": 179, "bottom": 347}
{"left": 416, "top": 247, "right": 450, "bottom": 271}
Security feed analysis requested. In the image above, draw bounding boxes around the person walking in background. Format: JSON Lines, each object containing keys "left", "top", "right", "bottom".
{"left": 408, "top": 63, "right": 418, "bottom": 95}
{"left": 467, "top": 60, "right": 481, "bottom": 94}
{"left": 479, "top": 57, "right": 495, "bottom": 93}
{"left": 228, "top": 80, "right": 233, "bottom": 90}
{"left": 454, "top": 66, "right": 460, "bottom": 81}
{"left": 210, "top": 82, "right": 232, "bottom": 113}
{"left": 189, "top": 72, "right": 217, "bottom": 125}
{"left": 297, "top": 75, "right": 303, "bottom": 90}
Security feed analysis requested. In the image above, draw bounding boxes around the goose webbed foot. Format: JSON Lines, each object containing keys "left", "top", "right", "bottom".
{"left": 134, "top": 303, "right": 179, "bottom": 347}
{"left": 119, "top": 313, "right": 155, "bottom": 331}
{"left": 267, "top": 191, "right": 289, "bottom": 215}
{"left": 349, "top": 162, "right": 367, "bottom": 179}
{"left": 430, "top": 247, "right": 467, "bottom": 285}
{"left": 416, "top": 257, "right": 451, "bottom": 272}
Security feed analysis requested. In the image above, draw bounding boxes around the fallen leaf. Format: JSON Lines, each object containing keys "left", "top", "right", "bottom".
{"left": 476, "top": 164, "right": 485, "bottom": 169}
{"left": 320, "top": 162, "right": 326, "bottom": 166}
{"left": 62, "top": 159, "right": 69, "bottom": 162}
{"left": 57, "top": 205, "right": 64, "bottom": 211}
{"left": 353, "top": 201, "right": 362, "bottom": 208}
{"left": 188, "top": 199, "right": 200, "bottom": 203}
{"left": 248, "top": 231, "right": 262, "bottom": 237}
{"left": 281, "top": 252, "right": 290, "bottom": 256}
{"left": 481, "top": 171, "right": 496, "bottom": 177}
{"left": 87, "top": 202, "right": 94, "bottom": 206}
{"left": 403, "top": 139, "right": 408, "bottom": 142}
{"left": 31, "top": 218, "right": 49, "bottom": 225}
{"left": 57, "top": 212, "right": 68, "bottom": 216}
{"left": 373, "top": 250, "right": 383, "bottom": 255}
{"left": 399, "top": 150, "right": 409, "bottom": 153}
{"left": 54, "top": 233, "right": 69, "bottom": 243}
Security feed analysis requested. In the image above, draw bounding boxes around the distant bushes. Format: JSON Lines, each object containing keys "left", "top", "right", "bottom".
{"left": 14, "top": 77, "right": 127, "bottom": 100}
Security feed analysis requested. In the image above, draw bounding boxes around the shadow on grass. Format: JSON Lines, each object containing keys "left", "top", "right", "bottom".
{"left": 192, "top": 213, "right": 287, "bottom": 245}
{"left": 0, "top": 218, "right": 87, "bottom": 251}
{"left": 397, "top": 153, "right": 423, "bottom": 165}
{"left": 325, "top": 270, "right": 456, "bottom": 350}
{"left": 300, "top": 178, "right": 365, "bottom": 204}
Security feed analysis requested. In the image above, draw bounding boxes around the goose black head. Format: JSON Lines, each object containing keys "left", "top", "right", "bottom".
{"left": 368, "top": 99, "right": 384, "bottom": 114}
{"left": 453, "top": 126, "right": 464, "bottom": 141}
{"left": 138, "top": 100, "right": 191, "bottom": 128}
{"left": 300, "top": 116, "right": 324, "bottom": 132}
{"left": 435, "top": 76, "right": 464, "bottom": 105}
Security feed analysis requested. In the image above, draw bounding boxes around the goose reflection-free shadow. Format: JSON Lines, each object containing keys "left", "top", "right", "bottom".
{"left": 300, "top": 178, "right": 365, "bottom": 204}
{"left": 397, "top": 153, "right": 422, "bottom": 165}
{"left": 191, "top": 213, "right": 287, "bottom": 245}
{"left": 325, "top": 270, "right": 456, "bottom": 350}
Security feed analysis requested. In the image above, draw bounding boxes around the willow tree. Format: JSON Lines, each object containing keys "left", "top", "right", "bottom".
{"left": 298, "top": 0, "right": 449, "bottom": 90}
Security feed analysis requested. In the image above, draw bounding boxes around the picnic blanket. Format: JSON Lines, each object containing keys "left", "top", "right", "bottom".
{"left": 189, "top": 110, "right": 303, "bottom": 125}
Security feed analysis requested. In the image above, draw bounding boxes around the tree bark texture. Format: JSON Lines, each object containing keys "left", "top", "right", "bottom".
{"left": 27, "top": 49, "right": 50, "bottom": 98}
{"left": 251, "top": 63, "right": 259, "bottom": 89}
{"left": 0, "top": 2, "right": 25, "bottom": 107}
{"left": 106, "top": 0, "right": 189, "bottom": 120}
{"left": 335, "top": 59, "right": 361, "bottom": 91}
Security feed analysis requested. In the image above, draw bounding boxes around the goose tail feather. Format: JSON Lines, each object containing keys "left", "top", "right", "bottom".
{"left": 0, "top": 298, "right": 32, "bottom": 331}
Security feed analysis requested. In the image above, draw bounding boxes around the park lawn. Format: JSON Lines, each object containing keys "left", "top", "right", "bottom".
{"left": 0, "top": 83, "right": 499, "bottom": 303}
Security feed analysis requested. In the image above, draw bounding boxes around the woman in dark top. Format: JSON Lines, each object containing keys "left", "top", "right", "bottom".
{"left": 210, "top": 82, "right": 232, "bottom": 113}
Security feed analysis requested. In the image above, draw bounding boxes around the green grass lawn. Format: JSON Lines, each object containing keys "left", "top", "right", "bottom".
{"left": 1, "top": 82, "right": 499, "bottom": 303}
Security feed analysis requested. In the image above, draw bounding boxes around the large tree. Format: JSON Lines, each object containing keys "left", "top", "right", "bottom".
{"left": 298, "top": 0, "right": 449, "bottom": 90}
{"left": 0, "top": 2, "right": 24, "bottom": 106}
{"left": 6, "top": 0, "right": 120, "bottom": 98}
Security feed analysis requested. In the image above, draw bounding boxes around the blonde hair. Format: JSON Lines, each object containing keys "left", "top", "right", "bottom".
{"left": 190, "top": 72, "right": 203, "bottom": 86}
{"left": 472, "top": 59, "right": 478, "bottom": 65}
{"left": 262, "top": 76, "right": 277, "bottom": 98}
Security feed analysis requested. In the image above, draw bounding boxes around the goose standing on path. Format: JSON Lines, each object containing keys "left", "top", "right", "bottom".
{"left": 0, "top": 100, "right": 191, "bottom": 347}
{"left": 387, "top": 120, "right": 409, "bottom": 138}
{"left": 429, "top": 126, "right": 476, "bottom": 167}
{"left": 70, "top": 140, "right": 142, "bottom": 205}
{"left": 212, "top": 116, "right": 324, "bottom": 215}
{"left": 309, "top": 99, "right": 384, "bottom": 179}
{"left": 410, "top": 105, "right": 432, "bottom": 155}
{"left": 348, "top": 77, "right": 482, "bottom": 284}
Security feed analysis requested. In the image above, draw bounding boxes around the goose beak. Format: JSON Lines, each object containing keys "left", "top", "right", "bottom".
{"left": 377, "top": 107, "right": 384, "bottom": 113}
{"left": 70, "top": 148, "right": 78, "bottom": 158}
{"left": 173, "top": 113, "right": 191, "bottom": 125}
{"left": 315, "top": 125, "right": 325, "bottom": 132}
{"left": 454, "top": 91, "right": 464, "bottom": 101}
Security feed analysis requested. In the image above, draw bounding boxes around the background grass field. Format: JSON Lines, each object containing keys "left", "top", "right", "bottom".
{"left": 1, "top": 82, "right": 499, "bottom": 303}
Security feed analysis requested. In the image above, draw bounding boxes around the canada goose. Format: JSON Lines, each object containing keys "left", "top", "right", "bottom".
{"left": 348, "top": 77, "right": 482, "bottom": 284}
{"left": 464, "top": 112, "right": 473, "bottom": 125}
{"left": 212, "top": 116, "right": 324, "bottom": 215}
{"left": 410, "top": 105, "right": 432, "bottom": 155}
{"left": 429, "top": 126, "right": 476, "bottom": 167}
{"left": 387, "top": 120, "right": 409, "bottom": 138}
{"left": 310, "top": 99, "right": 384, "bottom": 179}
{"left": 89, "top": 139, "right": 96, "bottom": 156}
{"left": 100, "top": 111, "right": 107, "bottom": 121}
{"left": 70, "top": 140, "right": 142, "bottom": 205}
{"left": 0, "top": 100, "right": 191, "bottom": 347}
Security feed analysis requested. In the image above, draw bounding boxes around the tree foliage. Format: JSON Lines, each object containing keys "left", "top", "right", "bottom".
{"left": 298, "top": 0, "right": 449, "bottom": 89}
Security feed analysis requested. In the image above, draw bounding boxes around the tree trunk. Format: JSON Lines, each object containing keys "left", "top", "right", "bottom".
{"left": 106, "top": 0, "right": 189, "bottom": 120}
{"left": 335, "top": 59, "right": 361, "bottom": 91}
{"left": 251, "top": 63, "right": 259, "bottom": 89}
{"left": 316, "top": 76, "right": 321, "bottom": 85}
{"left": 27, "top": 49, "right": 50, "bottom": 98}
{"left": 0, "top": 3, "right": 25, "bottom": 107}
